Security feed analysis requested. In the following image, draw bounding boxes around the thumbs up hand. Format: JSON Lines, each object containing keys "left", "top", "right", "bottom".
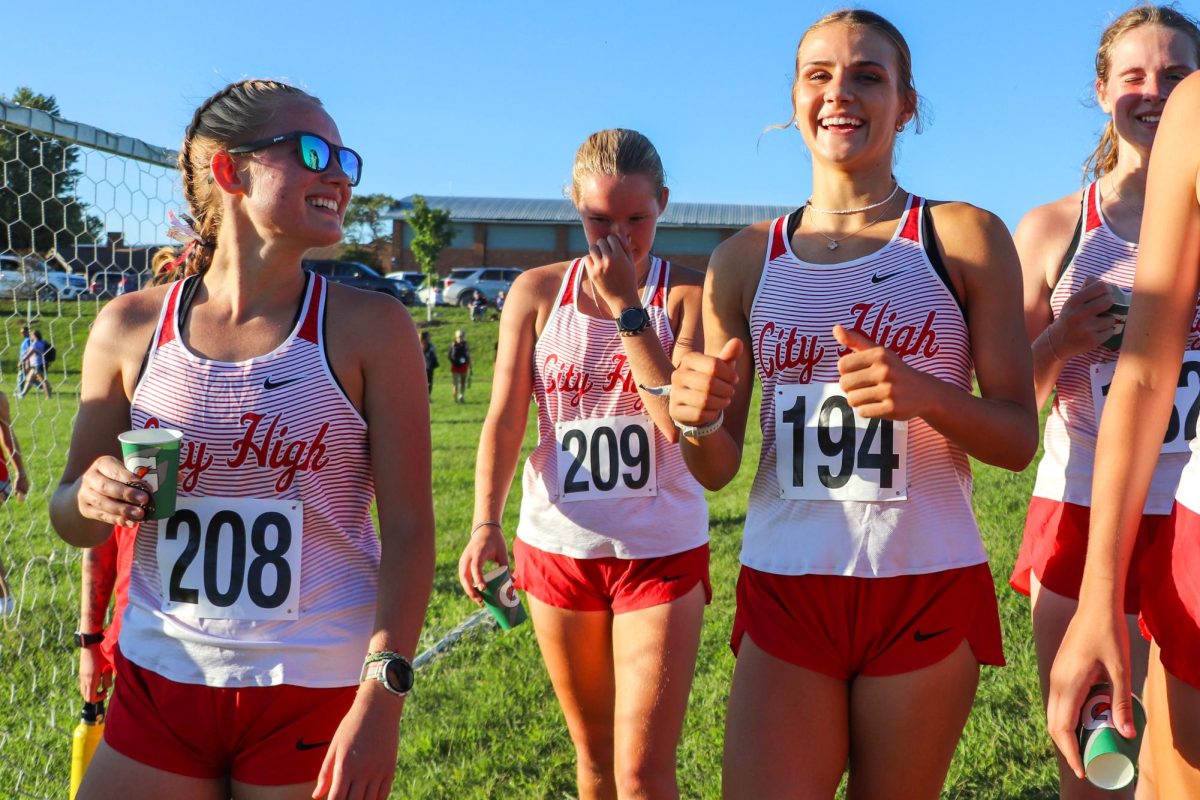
{"left": 833, "top": 324, "right": 930, "bottom": 421}
{"left": 670, "top": 338, "right": 743, "bottom": 432}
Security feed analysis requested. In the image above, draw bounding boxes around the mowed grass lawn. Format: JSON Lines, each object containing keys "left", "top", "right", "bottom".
{"left": 0, "top": 298, "right": 1057, "bottom": 798}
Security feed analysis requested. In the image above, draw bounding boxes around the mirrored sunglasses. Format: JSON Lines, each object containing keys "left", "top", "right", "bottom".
{"left": 228, "top": 131, "right": 362, "bottom": 186}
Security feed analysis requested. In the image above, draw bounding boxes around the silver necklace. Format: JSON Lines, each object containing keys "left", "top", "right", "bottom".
{"left": 806, "top": 181, "right": 900, "bottom": 215}
{"left": 805, "top": 194, "right": 901, "bottom": 251}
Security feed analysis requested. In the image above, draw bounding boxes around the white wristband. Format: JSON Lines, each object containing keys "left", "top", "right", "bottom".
{"left": 674, "top": 410, "right": 724, "bottom": 439}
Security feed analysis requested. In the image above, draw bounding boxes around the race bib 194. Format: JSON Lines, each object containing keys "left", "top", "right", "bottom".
{"left": 775, "top": 383, "right": 908, "bottom": 502}
{"left": 156, "top": 496, "right": 303, "bottom": 621}
{"left": 1090, "top": 351, "right": 1200, "bottom": 454}
{"left": 555, "top": 415, "right": 657, "bottom": 502}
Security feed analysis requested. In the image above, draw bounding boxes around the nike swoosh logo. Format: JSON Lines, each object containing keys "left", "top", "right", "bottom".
{"left": 871, "top": 271, "right": 902, "bottom": 284}
{"left": 295, "top": 738, "right": 332, "bottom": 751}
{"left": 913, "top": 627, "right": 952, "bottom": 642}
{"left": 263, "top": 377, "right": 299, "bottom": 391}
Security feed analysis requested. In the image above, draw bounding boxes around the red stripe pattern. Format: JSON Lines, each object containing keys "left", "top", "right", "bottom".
{"left": 1034, "top": 182, "right": 1200, "bottom": 514}
{"left": 121, "top": 274, "right": 379, "bottom": 688}
{"left": 743, "top": 196, "right": 985, "bottom": 577}
{"left": 518, "top": 257, "right": 708, "bottom": 559}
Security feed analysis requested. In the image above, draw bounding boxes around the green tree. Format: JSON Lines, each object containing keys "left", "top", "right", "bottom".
{"left": 404, "top": 194, "right": 452, "bottom": 283}
{"left": 343, "top": 193, "right": 395, "bottom": 245}
{"left": 0, "top": 87, "right": 101, "bottom": 254}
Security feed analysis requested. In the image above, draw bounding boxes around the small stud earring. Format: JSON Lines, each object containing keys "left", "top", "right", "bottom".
{"left": 895, "top": 122, "right": 905, "bottom": 132}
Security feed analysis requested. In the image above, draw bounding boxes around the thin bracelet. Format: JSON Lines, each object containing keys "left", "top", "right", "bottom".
{"left": 638, "top": 383, "right": 671, "bottom": 397}
{"left": 470, "top": 521, "right": 502, "bottom": 536}
{"left": 1044, "top": 328, "right": 1065, "bottom": 362}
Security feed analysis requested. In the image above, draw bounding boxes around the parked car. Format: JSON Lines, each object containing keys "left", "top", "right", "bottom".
{"left": 302, "top": 260, "right": 415, "bottom": 304}
{"left": 0, "top": 254, "right": 89, "bottom": 300}
{"left": 442, "top": 267, "right": 522, "bottom": 306}
{"left": 386, "top": 270, "right": 430, "bottom": 288}
{"left": 89, "top": 270, "right": 145, "bottom": 299}
{"left": 37, "top": 270, "right": 89, "bottom": 300}
{"left": 0, "top": 255, "right": 25, "bottom": 298}
{"left": 416, "top": 284, "right": 444, "bottom": 306}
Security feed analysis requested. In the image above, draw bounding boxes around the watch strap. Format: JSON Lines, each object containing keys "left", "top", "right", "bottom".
{"left": 674, "top": 410, "right": 724, "bottom": 439}
{"left": 75, "top": 631, "right": 104, "bottom": 648}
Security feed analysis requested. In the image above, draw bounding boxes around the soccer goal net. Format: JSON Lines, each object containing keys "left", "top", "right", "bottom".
{"left": 0, "top": 97, "right": 181, "bottom": 798}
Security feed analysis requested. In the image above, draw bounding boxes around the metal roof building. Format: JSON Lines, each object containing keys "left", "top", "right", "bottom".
{"left": 384, "top": 196, "right": 795, "bottom": 228}
{"left": 385, "top": 195, "right": 796, "bottom": 275}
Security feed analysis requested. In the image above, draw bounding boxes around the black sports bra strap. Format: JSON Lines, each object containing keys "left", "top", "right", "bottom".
{"left": 920, "top": 202, "right": 967, "bottom": 319}
{"left": 1054, "top": 191, "right": 1087, "bottom": 285}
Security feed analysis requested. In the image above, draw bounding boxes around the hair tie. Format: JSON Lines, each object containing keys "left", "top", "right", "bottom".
{"left": 166, "top": 210, "right": 205, "bottom": 245}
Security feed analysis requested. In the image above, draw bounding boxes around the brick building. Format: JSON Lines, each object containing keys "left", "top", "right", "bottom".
{"left": 385, "top": 196, "right": 794, "bottom": 274}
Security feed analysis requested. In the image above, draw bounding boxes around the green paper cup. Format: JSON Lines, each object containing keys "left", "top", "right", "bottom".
{"left": 1101, "top": 284, "right": 1133, "bottom": 351}
{"left": 118, "top": 428, "right": 183, "bottom": 520}
{"left": 1077, "top": 684, "right": 1147, "bottom": 791}
{"left": 480, "top": 566, "right": 527, "bottom": 630}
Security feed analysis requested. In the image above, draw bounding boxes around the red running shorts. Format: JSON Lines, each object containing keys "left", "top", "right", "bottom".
{"left": 104, "top": 648, "right": 357, "bottom": 785}
{"left": 513, "top": 538, "right": 711, "bottom": 614}
{"left": 731, "top": 562, "right": 1004, "bottom": 680}
{"left": 1011, "top": 497, "right": 1161, "bottom": 614}
{"left": 1139, "top": 503, "right": 1200, "bottom": 689}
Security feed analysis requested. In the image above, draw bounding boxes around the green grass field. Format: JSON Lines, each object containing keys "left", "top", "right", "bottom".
{"left": 0, "top": 299, "right": 1059, "bottom": 798}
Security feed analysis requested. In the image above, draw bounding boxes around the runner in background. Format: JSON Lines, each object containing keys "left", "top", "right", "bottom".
{"left": 49, "top": 78, "right": 434, "bottom": 800}
{"left": 1049, "top": 69, "right": 1200, "bottom": 800}
{"left": 669, "top": 11, "right": 1037, "bottom": 797}
{"left": 0, "top": 389, "right": 29, "bottom": 614}
{"left": 1009, "top": 8, "right": 1200, "bottom": 798}
{"left": 459, "top": 129, "right": 708, "bottom": 800}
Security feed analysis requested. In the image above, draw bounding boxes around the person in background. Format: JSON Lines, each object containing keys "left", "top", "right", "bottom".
{"left": 449, "top": 329, "right": 471, "bottom": 403}
{"left": 19, "top": 329, "right": 51, "bottom": 398}
{"left": 470, "top": 290, "right": 487, "bottom": 322}
{"left": 1009, "top": 7, "right": 1200, "bottom": 798}
{"left": 421, "top": 331, "right": 438, "bottom": 398}
{"left": 77, "top": 525, "right": 137, "bottom": 702}
{"left": 0, "top": 389, "right": 29, "bottom": 615}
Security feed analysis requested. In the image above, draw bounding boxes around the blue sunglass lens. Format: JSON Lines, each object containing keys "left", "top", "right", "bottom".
{"left": 297, "top": 135, "right": 331, "bottom": 171}
{"left": 338, "top": 148, "right": 362, "bottom": 186}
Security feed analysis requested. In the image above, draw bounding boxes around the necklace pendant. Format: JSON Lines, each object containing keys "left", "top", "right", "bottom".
{"left": 827, "top": 241, "right": 839, "bottom": 251}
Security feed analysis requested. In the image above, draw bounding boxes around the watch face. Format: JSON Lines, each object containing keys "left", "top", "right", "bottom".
{"left": 384, "top": 658, "right": 414, "bottom": 695}
{"left": 619, "top": 307, "right": 648, "bottom": 332}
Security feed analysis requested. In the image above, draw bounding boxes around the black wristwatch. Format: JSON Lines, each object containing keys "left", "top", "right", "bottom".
{"left": 360, "top": 652, "right": 414, "bottom": 697}
{"left": 74, "top": 631, "right": 104, "bottom": 648}
{"left": 616, "top": 306, "right": 650, "bottom": 337}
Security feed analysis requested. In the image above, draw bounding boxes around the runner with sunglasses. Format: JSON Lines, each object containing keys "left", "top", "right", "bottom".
{"left": 458, "top": 129, "right": 708, "bottom": 799}
{"left": 668, "top": 11, "right": 1036, "bottom": 797}
{"left": 50, "top": 79, "right": 434, "bottom": 800}
{"left": 1009, "top": 8, "right": 1200, "bottom": 798}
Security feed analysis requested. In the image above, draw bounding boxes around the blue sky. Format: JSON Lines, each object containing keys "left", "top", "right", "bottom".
{"left": 10, "top": 0, "right": 1198, "bottom": 237}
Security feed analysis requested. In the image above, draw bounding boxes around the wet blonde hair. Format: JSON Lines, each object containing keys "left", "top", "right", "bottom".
{"left": 781, "top": 9, "right": 923, "bottom": 134}
{"left": 570, "top": 129, "right": 665, "bottom": 202}
{"left": 1086, "top": 4, "right": 1200, "bottom": 180}
{"left": 154, "top": 79, "right": 320, "bottom": 282}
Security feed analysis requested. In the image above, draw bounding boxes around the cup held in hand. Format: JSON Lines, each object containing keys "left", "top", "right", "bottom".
{"left": 1101, "top": 284, "right": 1133, "bottom": 351}
{"left": 118, "top": 429, "right": 183, "bottom": 520}
{"left": 480, "top": 566, "right": 527, "bottom": 630}
{"left": 1077, "top": 683, "right": 1147, "bottom": 790}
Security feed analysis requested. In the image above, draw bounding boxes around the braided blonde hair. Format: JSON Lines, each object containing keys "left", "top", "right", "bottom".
{"left": 154, "top": 79, "right": 320, "bottom": 282}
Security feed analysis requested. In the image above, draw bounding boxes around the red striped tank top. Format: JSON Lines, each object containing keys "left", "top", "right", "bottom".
{"left": 121, "top": 274, "right": 379, "bottom": 688}
{"left": 743, "top": 195, "right": 984, "bottom": 577}
{"left": 1032, "top": 181, "right": 1200, "bottom": 515}
{"left": 517, "top": 257, "right": 708, "bottom": 559}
